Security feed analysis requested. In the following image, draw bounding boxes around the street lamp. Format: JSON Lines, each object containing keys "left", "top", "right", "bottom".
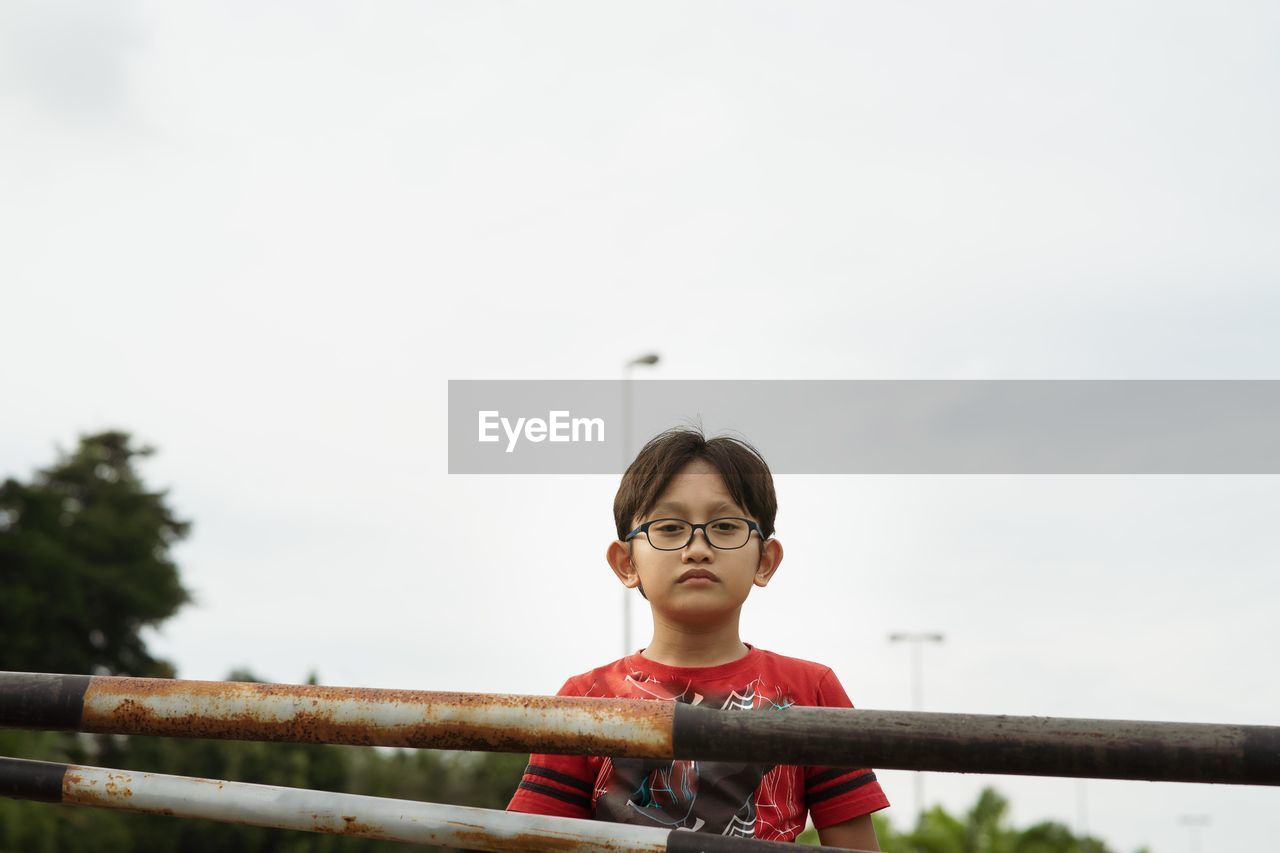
{"left": 622, "top": 352, "right": 660, "bottom": 655}
{"left": 888, "top": 631, "right": 945, "bottom": 825}
{"left": 1178, "top": 814, "right": 1210, "bottom": 853}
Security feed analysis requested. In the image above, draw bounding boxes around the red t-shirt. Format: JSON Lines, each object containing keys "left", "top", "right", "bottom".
{"left": 507, "top": 645, "right": 889, "bottom": 841}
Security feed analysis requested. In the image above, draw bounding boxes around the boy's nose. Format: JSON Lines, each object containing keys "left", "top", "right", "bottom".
{"left": 683, "top": 529, "right": 714, "bottom": 559}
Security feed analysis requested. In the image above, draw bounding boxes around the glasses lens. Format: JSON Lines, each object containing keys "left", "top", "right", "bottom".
{"left": 646, "top": 519, "right": 691, "bottom": 550}
{"left": 706, "top": 517, "right": 751, "bottom": 549}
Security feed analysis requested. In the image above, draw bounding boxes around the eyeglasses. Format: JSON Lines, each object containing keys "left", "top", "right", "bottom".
{"left": 623, "top": 517, "right": 764, "bottom": 551}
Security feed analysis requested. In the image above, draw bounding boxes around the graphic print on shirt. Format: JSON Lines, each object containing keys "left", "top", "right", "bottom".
{"left": 589, "top": 672, "right": 796, "bottom": 838}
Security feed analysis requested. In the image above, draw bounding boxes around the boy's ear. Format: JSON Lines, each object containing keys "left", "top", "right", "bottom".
{"left": 607, "top": 540, "right": 642, "bottom": 589}
{"left": 753, "top": 538, "right": 783, "bottom": 588}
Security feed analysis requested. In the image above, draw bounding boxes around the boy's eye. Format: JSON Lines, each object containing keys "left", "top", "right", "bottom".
{"left": 653, "top": 522, "right": 688, "bottom": 533}
{"left": 712, "top": 520, "right": 745, "bottom": 531}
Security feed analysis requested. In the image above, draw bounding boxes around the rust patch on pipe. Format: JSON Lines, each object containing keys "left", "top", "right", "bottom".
{"left": 301, "top": 812, "right": 393, "bottom": 840}
{"left": 324, "top": 814, "right": 380, "bottom": 836}
{"left": 337, "top": 814, "right": 380, "bottom": 835}
{"left": 104, "top": 772, "right": 132, "bottom": 799}
{"left": 79, "top": 676, "right": 675, "bottom": 755}
{"left": 65, "top": 771, "right": 135, "bottom": 807}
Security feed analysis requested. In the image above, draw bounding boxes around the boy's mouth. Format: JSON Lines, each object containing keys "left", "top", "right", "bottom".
{"left": 677, "top": 569, "right": 719, "bottom": 583}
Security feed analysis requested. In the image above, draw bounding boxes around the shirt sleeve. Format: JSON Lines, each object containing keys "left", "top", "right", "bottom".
{"left": 506, "top": 676, "right": 599, "bottom": 818}
{"left": 803, "top": 668, "right": 891, "bottom": 829}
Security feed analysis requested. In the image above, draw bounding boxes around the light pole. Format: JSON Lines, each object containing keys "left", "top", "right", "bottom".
{"left": 1076, "top": 778, "right": 1089, "bottom": 840}
{"left": 888, "top": 631, "right": 944, "bottom": 825}
{"left": 1178, "top": 814, "right": 1210, "bottom": 853}
{"left": 622, "top": 352, "right": 660, "bottom": 656}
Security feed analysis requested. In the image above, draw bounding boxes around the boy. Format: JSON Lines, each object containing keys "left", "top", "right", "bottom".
{"left": 507, "top": 428, "right": 888, "bottom": 850}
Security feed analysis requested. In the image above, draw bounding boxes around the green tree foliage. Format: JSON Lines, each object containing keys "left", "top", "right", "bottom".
{"left": 0, "top": 430, "right": 190, "bottom": 677}
{"left": 0, "top": 432, "right": 528, "bottom": 851}
{"left": 798, "top": 787, "right": 1135, "bottom": 853}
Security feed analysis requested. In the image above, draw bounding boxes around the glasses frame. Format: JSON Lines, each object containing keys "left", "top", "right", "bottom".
{"left": 623, "top": 516, "right": 765, "bottom": 551}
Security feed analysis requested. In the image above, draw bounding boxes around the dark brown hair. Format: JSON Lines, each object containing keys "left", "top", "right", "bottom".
{"left": 613, "top": 427, "right": 778, "bottom": 540}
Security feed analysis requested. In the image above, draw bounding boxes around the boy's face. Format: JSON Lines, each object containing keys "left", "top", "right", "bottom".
{"left": 607, "top": 459, "right": 782, "bottom": 628}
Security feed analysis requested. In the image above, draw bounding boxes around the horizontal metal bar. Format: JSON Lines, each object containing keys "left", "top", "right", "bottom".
{"left": 673, "top": 704, "right": 1280, "bottom": 785}
{"left": 4, "top": 671, "right": 1279, "bottom": 784}
{"left": 0, "top": 756, "right": 870, "bottom": 853}
{"left": 0, "top": 671, "right": 675, "bottom": 756}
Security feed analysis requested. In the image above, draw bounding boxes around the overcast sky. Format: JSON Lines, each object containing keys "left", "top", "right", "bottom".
{"left": 3, "top": 2, "right": 1280, "bottom": 850}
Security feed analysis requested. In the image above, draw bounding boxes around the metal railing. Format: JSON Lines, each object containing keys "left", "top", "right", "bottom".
{"left": 3, "top": 670, "right": 1279, "bottom": 851}
{"left": 0, "top": 755, "right": 787, "bottom": 853}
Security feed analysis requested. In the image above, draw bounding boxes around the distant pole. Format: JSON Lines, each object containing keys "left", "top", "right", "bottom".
{"left": 1178, "top": 814, "right": 1210, "bottom": 853}
{"left": 1075, "top": 779, "right": 1088, "bottom": 839}
{"left": 622, "top": 353, "right": 660, "bottom": 656}
{"left": 888, "top": 631, "right": 945, "bottom": 825}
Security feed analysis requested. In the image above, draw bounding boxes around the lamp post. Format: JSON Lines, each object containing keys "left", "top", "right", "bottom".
{"left": 622, "top": 353, "right": 660, "bottom": 656}
{"left": 888, "top": 631, "right": 944, "bottom": 825}
{"left": 1076, "top": 778, "right": 1089, "bottom": 840}
{"left": 1178, "top": 814, "right": 1210, "bottom": 853}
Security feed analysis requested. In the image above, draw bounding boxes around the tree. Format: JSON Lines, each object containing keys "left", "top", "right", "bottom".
{"left": 0, "top": 432, "right": 536, "bottom": 851}
{"left": 0, "top": 430, "right": 191, "bottom": 676}
{"left": 798, "top": 787, "right": 1131, "bottom": 853}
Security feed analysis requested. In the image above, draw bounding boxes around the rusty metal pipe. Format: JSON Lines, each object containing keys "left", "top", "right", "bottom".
{"left": 3, "top": 671, "right": 1280, "bottom": 785}
{"left": 0, "top": 671, "right": 675, "bottom": 756}
{"left": 0, "top": 756, "right": 868, "bottom": 853}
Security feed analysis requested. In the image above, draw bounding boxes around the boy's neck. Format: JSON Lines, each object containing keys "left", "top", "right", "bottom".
{"left": 639, "top": 613, "right": 750, "bottom": 669}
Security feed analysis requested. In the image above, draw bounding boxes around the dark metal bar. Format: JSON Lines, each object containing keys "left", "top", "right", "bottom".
{"left": 0, "top": 754, "right": 67, "bottom": 803}
{"left": 0, "top": 672, "right": 90, "bottom": 729}
{"left": 672, "top": 703, "right": 1280, "bottom": 785}
{"left": 0, "top": 756, "right": 871, "bottom": 853}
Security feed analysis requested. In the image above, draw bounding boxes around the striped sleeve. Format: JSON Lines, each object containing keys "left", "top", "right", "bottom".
{"left": 506, "top": 677, "right": 599, "bottom": 818}
{"left": 804, "top": 669, "right": 891, "bottom": 829}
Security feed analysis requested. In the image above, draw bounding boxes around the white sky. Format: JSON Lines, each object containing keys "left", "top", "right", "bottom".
{"left": 3, "top": 2, "right": 1279, "bottom": 850}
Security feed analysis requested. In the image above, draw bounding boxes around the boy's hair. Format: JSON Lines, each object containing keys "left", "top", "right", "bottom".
{"left": 613, "top": 427, "right": 778, "bottom": 540}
